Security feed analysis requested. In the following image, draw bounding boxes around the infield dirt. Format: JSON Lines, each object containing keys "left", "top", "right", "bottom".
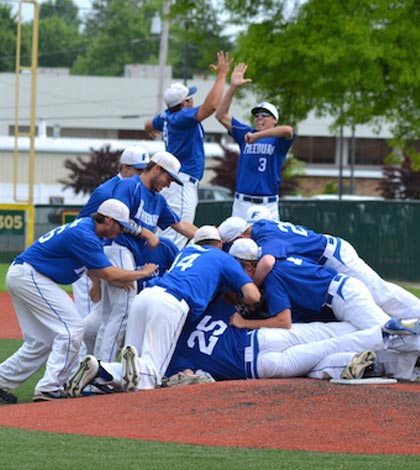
{"left": 1, "top": 291, "right": 419, "bottom": 455}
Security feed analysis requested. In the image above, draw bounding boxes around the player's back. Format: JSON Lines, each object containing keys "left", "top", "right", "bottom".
{"left": 252, "top": 219, "right": 327, "bottom": 261}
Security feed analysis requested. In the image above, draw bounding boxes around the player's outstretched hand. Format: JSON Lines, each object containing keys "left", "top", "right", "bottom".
{"left": 209, "top": 51, "right": 234, "bottom": 76}
{"left": 230, "top": 63, "right": 252, "bottom": 88}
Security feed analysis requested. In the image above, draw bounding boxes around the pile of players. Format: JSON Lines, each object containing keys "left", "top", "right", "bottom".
{"left": 1, "top": 51, "right": 420, "bottom": 405}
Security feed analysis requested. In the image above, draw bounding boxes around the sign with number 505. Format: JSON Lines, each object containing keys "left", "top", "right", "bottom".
{"left": 0, "top": 211, "right": 25, "bottom": 234}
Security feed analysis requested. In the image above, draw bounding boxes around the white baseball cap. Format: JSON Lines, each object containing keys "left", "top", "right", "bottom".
{"left": 151, "top": 151, "right": 183, "bottom": 186}
{"left": 229, "top": 238, "right": 260, "bottom": 261}
{"left": 120, "top": 146, "right": 150, "bottom": 169}
{"left": 246, "top": 205, "right": 273, "bottom": 223}
{"left": 218, "top": 217, "right": 249, "bottom": 243}
{"left": 97, "top": 198, "right": 132, "bottom": 231}
{"left": 164, "top": 82, "right": 197, "bottom": 108}
{"left": 251, "top": 102, "right": 279, "bottom": 120}
{"left": 193, "top": 225, "right": 222, "bottom": 244}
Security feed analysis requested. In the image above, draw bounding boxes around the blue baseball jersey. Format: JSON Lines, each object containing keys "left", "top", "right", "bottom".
{"left": 148, "top": 244, "right": 254, "bottom": 320}
{"left": 133, "top": 236, "right": 179, "bottom": 292}
{"left": 166, "top": 298, "right": 255, "bottom": 380}
{"left": 251, "top": 219, "right": 327, "bottom": 261}
{"left": 230, "top": 117, "right": 295, "bottom": 196}
{"left": 264, "top": 255, "right": 337, "bottom": 316}
{"left": 152, "top": 107, "right": 205, "bottom": 179}
{"left": 77, "top": 174, "right": 122, "bottom": 219}
{"left": 16, "top": 218, "right": 112, "bottom": 284}
{"left": 110, "top": 175, "right": 180, "bottom": 252}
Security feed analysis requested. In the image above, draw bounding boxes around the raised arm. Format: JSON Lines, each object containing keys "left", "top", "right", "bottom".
{"left": 215, "top": 62, "right": 252, "bottom": 131}
{"left": 195, "top": 51, "right": 233, "bottom": 122}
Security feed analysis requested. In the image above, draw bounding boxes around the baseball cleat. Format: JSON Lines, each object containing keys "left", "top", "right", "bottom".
{"left": 0, "top": 387, "right": 18, "bottom": 405}
{"left": 121, "top": 345, "right": 140, "bottom": 392}
{"left": 66, "top": 355, "right": 99, "bottom": 398}
{"left": 382, "top": 318, "right": 420, "bottom": 336}
{"left": 161, "top": 372, "right": 214, "bottom": 388}
{"left": 341, "top": 350, "right": 377, "bottom": 380}
{"left": 33, "top": 389, "right": 67, "bottom": 402}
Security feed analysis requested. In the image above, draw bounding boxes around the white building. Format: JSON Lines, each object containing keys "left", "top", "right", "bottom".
{"left": 0, "top": 70, "right": 394, "bottom": 204}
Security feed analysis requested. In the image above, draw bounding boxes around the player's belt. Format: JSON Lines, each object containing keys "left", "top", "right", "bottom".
{"left": 318, "top": 236, "right": 341, "bottom": 265}
{"left": 244, "top": 330, "right": 259, "bottom": 379}
{"left": 324, "top": 274, "right": 349, "bottom": 307}
{"left": 235, "top": 192, "right": 278, "bottom": 204}
{"left": 179, "top": 172, "right": 199, "bottom": 185}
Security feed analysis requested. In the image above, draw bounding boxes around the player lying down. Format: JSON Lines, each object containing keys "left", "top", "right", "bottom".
{"left": 66, "top": 298, "right": 420, "bottom": 397}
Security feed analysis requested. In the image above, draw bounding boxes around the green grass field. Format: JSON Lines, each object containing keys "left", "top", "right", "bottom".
{"left": 1, "top": 263, "right": 420, "bottom": 468}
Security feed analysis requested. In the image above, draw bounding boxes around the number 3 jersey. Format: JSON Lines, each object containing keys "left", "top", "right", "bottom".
{"left": 230, "top": 117, "right": 294, "bottom": 196}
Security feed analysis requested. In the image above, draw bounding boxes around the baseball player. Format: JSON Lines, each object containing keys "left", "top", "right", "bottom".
{"left": 0, "top": 199, "right": 157, "bottom": 404}
{"left": 215, "top": 63, "right": 295, "bottom": 221}
{"left": 66, "top": 225, "right": 261, "bottom": 396}
{"left": 83, "top": 236, "right": 179, "bottom": 357}
{"left": 218, "top": 208, "right": 420, "bottom": 320}
{"left": 145, "top": 51, "right": 233, "bottom": 249}
{"left": 227, "top": 238, "right": 420, "bottom": 334}
{"left": 165, "top": 297, "right": 420, "bottom": 382}
{"left": 63, "top": 296, "right": 420, "bottom": 397}
{"left": 72, "top": 145, "right": 150, "bottom": 323}
{"left": 95, "top": 151, "right": 197, "bottom": 363}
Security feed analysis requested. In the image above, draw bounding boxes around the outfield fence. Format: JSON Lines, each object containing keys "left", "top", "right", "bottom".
{"left": 1, "top": 200, "right": 419, "bottom": 282}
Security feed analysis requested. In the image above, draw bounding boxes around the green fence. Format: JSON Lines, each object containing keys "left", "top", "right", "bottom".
{"left": 1, "top": 200, "right": 420, "bottom": 282}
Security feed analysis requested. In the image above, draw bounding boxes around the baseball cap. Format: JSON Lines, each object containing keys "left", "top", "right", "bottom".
{"left": 251, "top": 102, "right": 279, "bottom": 120}
{"left": 97, "top": 198, "right": 132, "bottom": 231}
{"left": 218, "top": 217, "right": 249, "bottom": 243}
{"left": 246, "top": 205, "right": 273, "bottom": 223}
{"left": 229, "top": 238, "right": 260, "bottom": 261}
{"left": 151, "top": 151, "right": 183, "bottom": 186}
{"left": 164, "top": 82, "right": 197, "bottom": 108}
{"left": 193, "top": 225, "right": 222, "bottom": 244}
{"left": 120, "top": 146, "right": 150, "bottom": 169}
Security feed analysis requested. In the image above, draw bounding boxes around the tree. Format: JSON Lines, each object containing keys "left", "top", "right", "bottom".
{"left": 40, "top": 0, "right": 80, "bottom": 27}
{"left": 72, "top": 0, "right": 162, "bottom": 76}
{"left": 59, "top": 146, "right": 122, "bottom": 194}
{"left": 228, "top": 0, "right": 420, "bottom": 143}
{"left": 73, "top": 0, "right": 232, "bottom": 77}
{"left": 0, "top": 4, "right": 17, "bottom": 72}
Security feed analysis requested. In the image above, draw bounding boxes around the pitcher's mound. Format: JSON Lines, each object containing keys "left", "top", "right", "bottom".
{"left": 0, "top": 378, "right": 419, "bottom": 455}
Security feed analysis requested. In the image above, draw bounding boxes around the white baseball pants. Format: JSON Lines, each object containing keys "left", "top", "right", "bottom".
{"left": 325, "top": 238, "right": 420, "bottom": 319}
{"left": 0, "top": 263, "right": 84, "bottom": 392}
{"left": 157, "top": 177, "right": 198, "bottom": 249}
{"left": 124, "top": 285, "right": 190, "bottom": 389}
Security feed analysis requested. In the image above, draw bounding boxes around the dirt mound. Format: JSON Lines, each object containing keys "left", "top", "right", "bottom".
{"left": 0, "top": 379, "right": 419, "bottom": 454}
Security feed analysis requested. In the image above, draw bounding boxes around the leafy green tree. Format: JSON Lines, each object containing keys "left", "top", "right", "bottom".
{"left": 72, "top": 0, "right": 161, "bottom": 76}
{"left": 73, "top": 0, "right": 232, "bottom": 77}
{"left": 40, "top": 0, "right": 80, "bottom": 27}
{"left": 228, "top": 0, "right": 420, "bottom": 143}
{"left": 38, "top": 16, "right": 85, "bottom": 68}
{"left": 0, "top": 4, "right": 17, "bottom": 72}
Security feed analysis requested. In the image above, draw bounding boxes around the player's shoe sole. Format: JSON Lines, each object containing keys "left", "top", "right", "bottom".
{"left": 341, "top": 350, "right": 377, "bottom": 380}
{"left": 33, "top": 389, "right": 67, "bottom": 402}
{"left": 161, "top": 372, "right": 214, "bottom": 388}
{"left": 383, "top": 318, "right": 420, "bottom": 336}
{"left": 121, "top": 345, "right": 140, "bottom": 392}
{"left": 66, "top": 355, "right": 99, "bottom": 398}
